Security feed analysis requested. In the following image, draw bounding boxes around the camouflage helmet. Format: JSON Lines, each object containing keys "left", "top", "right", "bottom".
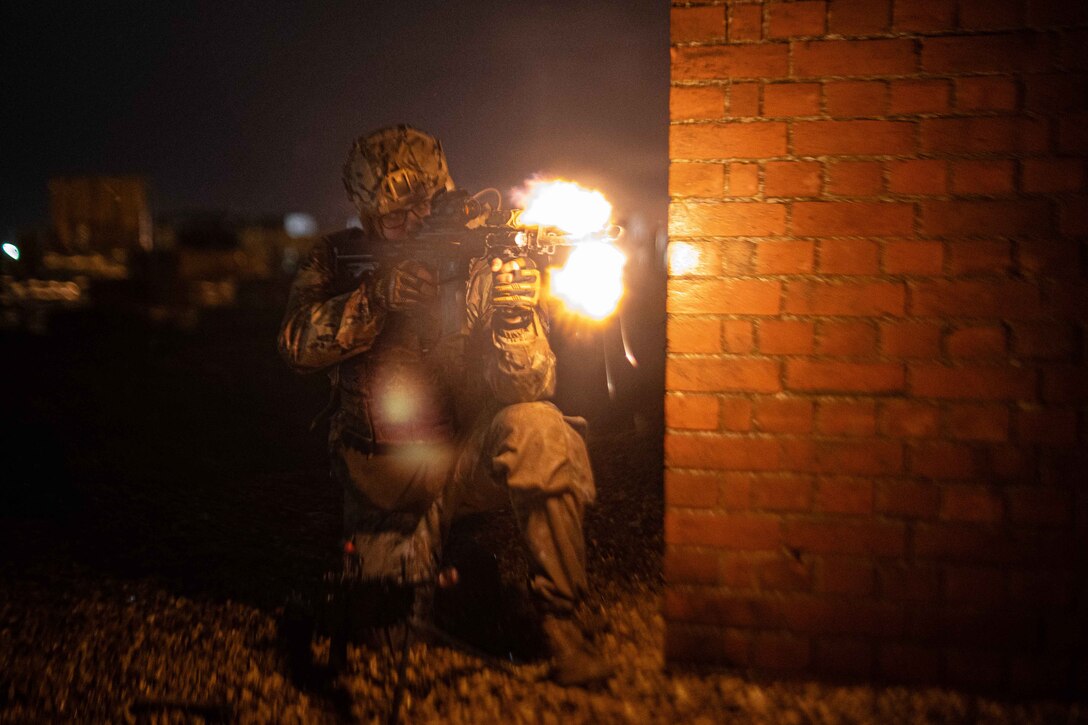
{"left": 342, "top": 125, "right": 454, "bottom": 218}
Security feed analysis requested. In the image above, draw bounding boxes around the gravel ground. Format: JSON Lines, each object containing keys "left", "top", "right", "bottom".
{"left": 1, "top": 307, "right": 1084, "bottom": 723}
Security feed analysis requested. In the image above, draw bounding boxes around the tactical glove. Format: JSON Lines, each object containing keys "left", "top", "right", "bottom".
{"left": 491, "top": 257, "right": 540, "bottom": 329}
{"left": 371, "top": 259, "right": 437, "bottom": 312}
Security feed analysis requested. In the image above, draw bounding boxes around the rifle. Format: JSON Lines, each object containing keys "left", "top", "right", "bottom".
{"left": 329, "top": 189, "right": 621, "bottom": 334}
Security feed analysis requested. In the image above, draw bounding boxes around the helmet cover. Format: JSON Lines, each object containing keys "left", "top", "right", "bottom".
{"left": 342, "top": 125, "right": 454, "bottom": 218}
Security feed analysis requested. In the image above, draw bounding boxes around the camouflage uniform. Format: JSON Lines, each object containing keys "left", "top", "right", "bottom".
{"left": 277, "top": 227, "right": 595, "bottom": 613}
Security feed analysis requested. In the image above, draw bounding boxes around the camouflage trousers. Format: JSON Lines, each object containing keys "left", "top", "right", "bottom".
{"left": 332, "top": 401, "right": 595, "bottom": 613}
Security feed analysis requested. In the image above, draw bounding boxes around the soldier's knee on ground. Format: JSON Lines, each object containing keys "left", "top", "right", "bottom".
{"left": 489, "top": 400, "right": 566, "bottom": 439}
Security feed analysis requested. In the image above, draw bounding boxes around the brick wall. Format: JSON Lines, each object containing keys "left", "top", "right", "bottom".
{"left": 666, "top": 0, "right": 1086, "bottom": 695}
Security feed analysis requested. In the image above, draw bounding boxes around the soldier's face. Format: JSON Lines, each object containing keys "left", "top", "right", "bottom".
{"left": 377, "top": 198, "right": 432, "bottom": 241}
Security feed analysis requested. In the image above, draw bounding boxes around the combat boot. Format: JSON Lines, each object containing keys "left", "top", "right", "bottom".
{"left": 541, "top": 614, "right": 613, "bottom": 687}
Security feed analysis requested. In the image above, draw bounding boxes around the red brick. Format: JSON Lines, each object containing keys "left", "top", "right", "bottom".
{"left": 883, "top": 241, "right": 944, "bottom": 275}
{"left": 673, "top": 44, "right": 790, "bottom": 81}
{"left": 816, "top": 319, "right": 878, "bottom": 355}
{"left": 1011, "top": 321, "right": 1077, "bottom": 361}
{"left": 716, "top": 470, "right": 753, "bottom": 508}
{"left": 669, "top": 201, "right": 787, "bottom": 237}
{"left": 670, "top": 86, "right": 727, "bottom": 121}
{"left": 910, "top": 280, "right": 1042, "bottom": 319}
{"left": 945, "top": 404, "right": 1011, "bottom": 442}
{"left": 923, "top": 33, "right": 1050, "bottom": 73}
{"left": 669, "top": 162, "right": 725, "bottom": 197}
{"left": 753, "top": 634, "right": 811, "bottom": 670}
{"left": 666, "top": 393, "right": 720, "bottom": 431}
{"left": 955, "top": 76, "right": 1018, "bottom": 112}
{"left": 881, "top": 321, "right": 942, "bottom": 357}
{"left": 951, "top": 159, "right": 1016, "bottom": 194}
{"left": 729, "top": 3, "right": 763, "bottom": 42}
{"left": 1022, "top": 159, "right": 1086, "bottom": 193}
{"left": 878, "top": 643, "right": 940, "bottom": 683}
{"left": 765, "top": 161, "right": 822, "bottom": 196}
{"left": 1024, "top": 72, "right": 1088, "bottom": 113}
{"left": 666, "top": 432, "right": 785, "bottom": 472}
{"left": 818, "top": 556, "right": 875, "bottom": 595}
{"left": 814, "top": 638, "right": 875, "bottom": 677}
{"left": 759, "top": 319, "right": 815, "bottom": 355}
{"left": 754, "top": 241, "right": 815, "bottom": 274}
{"left": 665, "top": 510, "right": 783, "bottom": 549}
{"left": 757, "top": 554, "right": 815, "bottom": 592}
{"left": 1018, "top": 407, "right": 1079, "bottom": 446}
{"left": 816, "top": 400, "right": 877, "bottom": 436}
{"left": 959, "top": 0, "right": 1023, "bottom": 30}
{"left": 816, "top": 477, "right": 874, "bottom": 514}
{"left": 807, "top": 596, "right": 911, "bottom": 636}
{"left": 668, "top": 278, "right": 782, "bottom": 315}
{"left": 1008, "top": 486, "right": 1075, "bottom": 526}
{"left": 910, "top": 364, "right": 1037, "bottom": 401}
{"left": 763, "top": 82, "right": 821, "bottom": 116}
{"left": 751, "top": 474, "right": 814, "bottom": 511}
{"left": 671, "top": 6, "right": 726, "bottom": 44}
{"left": 880, "top": 400, "right": 940, "bottom": 437}
{"left": 663, "top": 614, "right": 751, "bottom": 664}
{"left": 664, "top": 548, "right": 721, "bottom": 585}
{"left": 665, "top": 470, "right": 721, "bottom": 508}
{"left": 711, "top": 399, "right": 752, "bottom": 435}
{"left": 875, "top": 480, "right": 940, "bottom": 518}
{"left": 828, "top": 0, "right": 891, "bottom": 35}
{"left": 1058, "top": 112, "right": 1088, "bottom": 153}
{"left": 720, "top": 551, "right": 756, "bottom": 587}
{"left": 989, "top": 446, "right": 1036, "bottom": 481}
{"left": 792, "top": 38, "right": 916, "bottom": 77}
{"left": 792, "top": 201, "right": 914, "bottom": 236}
{"left": 887, "top": 159, "right": 947, "bottom": 195}
{"left": 944, "top": 565, "right": 1006, "bottom": 602}
{"left": 671, "top": 122, "right": 788, "bottom": 159}
{"left": 667, "top": 357, "right": 783, "bottom": 393}
{"left": 894, "top": 0, "right": 955, "bottom": 31}
{"left": 1064, "top": 27, "right": 1088, "bottom": 68}
{"left": 665, "top": 589, "right": 768, "bottom": 627}
{"left": 890, "top": 79, "right": 952, "bottom": 114}
{"left": 878, "top": 564, "right": 940, "bottom": 601}
{"left": 818, "top": 239, "right": 880, "bottom": 275}
{"left": 912, "top": 607, "right": 1040, "bottom": 648}
{"left": 768, "top": 2, "right": 827, "bottom": 39}
{"left": 826, "top": 161, "right": 884, "bottom": 196}
{"left": 909, "top": 441, "right": 979, "bottom": 478}
{"left": 667, "top": 317, "right": 720, "bottom": 354}
{"left": 670, "top": 240, "right": 724, "bottom": 278}
{"left": 825, "top": 81, "right": 887, "bottom": 117}
{"left": 786, "top": 519, "right": 906, "bottom": 556}
{"left": 1060, "top": 195, "right": 1088, "bottom": 235}
{"left": 794, "top": 120, "right": 915, "bottom": 155}
{"left": 782, "top": 438, "right": 904, "bottom": 475}
{"left": 722, "top": 320, "right": 755, "bottom": 354}
{"left": 920, "top": 199, "right": 1053, "bottom": 237}
{"left": 1028, "top": 0, "right": 1088, "bottom": 26}
{"left": 753, "top": 397, "right": 814, "bottom": 433}
{"left": 727, "top": 163, "right": 761, "bottom": 196}
{"left": 946, "top": 240, "right": 1012, "bottom": 275}
{"left": 784, "top": 280, "right": 905, "bottom": 316}
{"left": 787, "top": 360, "right": 904, "bottom": 393}
{"left": 729, "top": 82, "right": 761, "bottom": 117}
{"left": 920, "top": 117, "right": 1048, "bottom": 154}
{"left": 947, "top": 326, "right": 1007, "bottom": 358}
{"left": 913, "top": 524, "right": 1028, "bottom": 563}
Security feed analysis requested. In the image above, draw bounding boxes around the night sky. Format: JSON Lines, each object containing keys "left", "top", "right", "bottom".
{"left": 3, "top": 1, "right": 668, "bottom": 237}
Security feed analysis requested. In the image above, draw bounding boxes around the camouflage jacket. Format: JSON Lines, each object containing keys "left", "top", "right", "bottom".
{"left": 277, "top": 228, "right": 557, "bottom": 447}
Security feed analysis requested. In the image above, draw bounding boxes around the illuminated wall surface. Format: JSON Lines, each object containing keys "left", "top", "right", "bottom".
{"left": 666, "top": 0, "right": 1087, "bottom": 695}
